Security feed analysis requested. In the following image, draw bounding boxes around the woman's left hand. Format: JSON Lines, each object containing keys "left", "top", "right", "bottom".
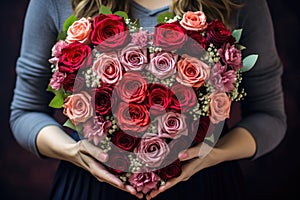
{"left": 146, "top": 142, "right": 223, "bottom": 200}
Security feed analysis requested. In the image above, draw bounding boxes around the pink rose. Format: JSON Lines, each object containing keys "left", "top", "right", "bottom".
{"left": 119, "top": 45, "right": 148, "bottom": 71}
{"left": 209, "top": 62, "right": 237, "bottom": 92}
{"left": 63, "top": 91, "right": 94, "bottom": 125}
{"left": 134, "top": 133, "right": 170, "bottom": 168}
{"left": 92, "top": 52, "right": 123, "bottom": 85}
{"left": 218, "top": 43, "right": 242, "bottom": 70}
{"left": 116, "top": 102, "right": 150, "bottom": 133}
{"left": 128, "top": 171, "right": 160, "bottom": 194}
{"left": 66, "top": 17, "right": 92, "bottom": 44}
{"left": 146, "top": 51, "right": 178, "bottom": 79}
{"left": 156, "top": 112, "right": 188, "bottom": 139}
{"left": 131, "top": 30, "right": 149, "bottom": 47}
{"left": 82, "top": 116, "right": 111, "bottom": 145}
{"left": 49, "top": 71, "right": 66, "bottom": 90}
{"left": 209, "top": 92, "right": 231, "bottom": 124}
{"left": 176, "top": 54, "right": 210, "bottom": 88}
{"left": 180, "top": 11, "right": 208, "bottom": 31}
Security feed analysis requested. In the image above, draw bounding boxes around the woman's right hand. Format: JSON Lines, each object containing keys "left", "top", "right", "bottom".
{"left": 36, "top": 125, "right": 143, "bottom": 199}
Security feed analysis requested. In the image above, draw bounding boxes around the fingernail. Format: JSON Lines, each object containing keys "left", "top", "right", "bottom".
{"left": 179, "top": 151, "right": 188, "bottom": 159}
{"left": 99, "top": 152, "right": 108, "bottom": 161}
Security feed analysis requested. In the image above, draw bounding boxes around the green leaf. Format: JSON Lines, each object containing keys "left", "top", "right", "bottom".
{"left": 241, "top": 54, "right": 259, "bottom": 72}
{"left": 99, "top": 5, "right": 112, "bottom": 14}
{"left": 57, "top": 31, "right": 67, "bottom": 41}
{"left": 63, "top": 119, "right": 77, "bottom": 131}
{"left": 114, "top": 11, "right": 128, "bottom": 19}
{"left": 63, "top": 15, "right": 78, "bottom": 32}
{"left": 49, "top": 89, "right": 65, "bottom": 108}
{"left": 232, "top": 29, "right": 243, "bottom": 43}
{"left": 236, "top": 44, "right": 246, "bottom": 51}
{"left": 157, "top": 12, "right": 174, "bottom": 23}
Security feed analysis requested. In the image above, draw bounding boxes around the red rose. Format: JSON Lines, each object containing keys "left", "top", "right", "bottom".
{"left": 181, "top": 31, "right": 207, "bottom": 56}
{"left": 190, "top": 116, "right": 211, "bottom": 143}
{"left": 107, "top": 152, "right": 130, "bottom": 175}
{"left": 157, "top": 159, "right": 182, "bottom": 180}
{"left": 206, "top": 19, "right": 235, "bottom": 47}
{"left": 153, "top": 21, "right": 187, "bottom": 51}
{"left": 116, "top": 102, "right": 150, "bottom": 133}
{"left": 112, "top": 130, "right": 139, "bottom": 152}
{"left": 147, "top": 84, "right": 172, "bottom": 116}
{"left": 92, "top": 85, "right": 114, "bottom": 116}
{"left": 170, "top": 83, "right": 197, "bottom": 113}
{"left": 62, "top": 73, "right": 85, "bottom": 93}
{"left": 90, "top": 14, "right": 129, "bottom": 51}
{"left": 115, "top": 72, "right": 148, "bottom": 104}
{"left": 58, "top": 42, "right": 92, "bottom": 73}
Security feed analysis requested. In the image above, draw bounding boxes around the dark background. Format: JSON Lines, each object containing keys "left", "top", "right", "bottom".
{"left": 1, "top": 0, "right": 299, "bottom": 199}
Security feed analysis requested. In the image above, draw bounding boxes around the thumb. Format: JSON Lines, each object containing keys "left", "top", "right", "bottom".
{"left": 80, "top": 140, "right": 109, "bottom": 162}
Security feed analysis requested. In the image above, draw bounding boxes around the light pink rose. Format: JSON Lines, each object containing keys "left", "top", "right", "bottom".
{"left": 134, "top": 133, "right": 170, "bottom": 168}
{"left": 218, "top": 43, "right": 242, "bottom": 70}
{"left": 49, "top": 71, "right": 66, "bottom": 90}
{"left": 66, "top": 17, "right": 92, "bottom": 44}
{"left": 209, "top": 92, "right": 231, "bottom": 124}
{"left": 176, "top": 54, "right": 210, "bottom": 88}
{"left": 157, "top": 112, "right": 188, "bottom": 139}
{"left": 128, "top": 171, "right": 160, "bottom": 194}
{"left": 119, "top": 45, "right": 148, "bottom": 71}
{"left": 180, "top": 11, "right": 208, "bottom": 31}
{"left": 131, "top": 30, "right": 149, "bottom": 47}
{"left": 63, "top": 91, "right": 94, "bottom": 125}
{"left": 92, "top": 52, "right": 123, "bottom": 85}
{"left": 146, "top": 52, "right": 178, "bottom": 79}
{"left": 82, "top": 116, "right": 111, "bottom": 145}
{"left": 51, "top": 40, "right": 68, "bottom": 58}
{"left": 209, "top": 62, "right": 237, "bottom": 92}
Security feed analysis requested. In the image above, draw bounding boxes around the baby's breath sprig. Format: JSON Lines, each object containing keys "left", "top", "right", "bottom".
{"left": 98, "top": 137, "right": 112, "bottom": 153}
{"left": 142, "top": 72, "right": 176, "bottom": 88}
{"left": 201, "top": 43, "right": 220, "bottom": 65}
{"left": 190, "top": 87, "right": 211, "bottom": 120}
{"left": 105, "top": 115, "right": 120, "bottom": 135}
{"left": 82, "top": 69, "right": 101, "bottom": 88}
{"left": 128, "top": 155, "right": 144, "bottom": 173}
{"left": 228, "top": 71, "right": 247, "bottom": 101}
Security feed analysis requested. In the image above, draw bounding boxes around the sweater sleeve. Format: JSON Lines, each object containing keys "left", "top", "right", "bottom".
{"left": 233, "top": 0, "right": 287, "bottom": 159}
{"left": 9, "top": 0, "right": 66, "bottom": 157}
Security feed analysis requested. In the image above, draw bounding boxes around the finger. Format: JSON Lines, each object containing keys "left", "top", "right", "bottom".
{"left": 80, "top": 140, "right": 108, "bottom": 162}
{"left": 147, "top": 188, "right": 160, "bottom": 200}
{"left": 178, "top": 143, "right": 202, "bottom": 161}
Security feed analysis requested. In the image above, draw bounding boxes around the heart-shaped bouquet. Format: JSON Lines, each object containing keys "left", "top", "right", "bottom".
{"left": 47, "top": 5, "right": 257, "bottom": 195}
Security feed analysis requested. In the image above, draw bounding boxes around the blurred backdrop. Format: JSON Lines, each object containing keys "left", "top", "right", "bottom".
{"left": 1, "top": 0, "right": 299, "bottom": 199}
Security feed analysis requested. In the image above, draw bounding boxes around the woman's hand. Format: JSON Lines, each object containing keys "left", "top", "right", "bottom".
{"left": 146, "top": 142, "right": 222, "bottom": 200}
{"left": 146, "top": 127, "right": 256, "bottom": 200}
{"left": 36, "top": 125, "right": 143, "bottom": 199}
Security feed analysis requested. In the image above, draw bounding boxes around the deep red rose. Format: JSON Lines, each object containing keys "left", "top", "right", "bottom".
{"left": 181, "top": 31, "right": 207, "bottom": 56}
{"left": 170, "top": 83, "right": 197, "bottom": 113}
{"left": 62, "top": 73, "right": 85, "bottom": 93}
{"left": 112, "top": 130, "right": 139, "bottom": 152}
{"left": 147, "top": 84, "right": 172, "bottom": 116}
{"left": 206, "top": 19, "right": 235, "bottom": 47}
{"left": 116, "top": 102, "right": 150, "bottom": 133}
{"left": 115, "top": 72, "right": 148, "bottom": 104}
{"left": 58, "top": 42, "right": 92, "bottom": 73}
{"left": 190, "top": 116, "right": 211, "bottom": 143}
{"left": 90, "top": 14, "right": 129, "bottom": 51}
{"left": 153, "top": 21, "right": 187, "bottom": 51}
{"left": 92, "top": 85, "right": 114, "bottom": 116}
{"left": 157, "top": 159, "right": 182, "bottom": 180}
{"left": 107, "top": 152, "right": 130, "bottom": 175}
